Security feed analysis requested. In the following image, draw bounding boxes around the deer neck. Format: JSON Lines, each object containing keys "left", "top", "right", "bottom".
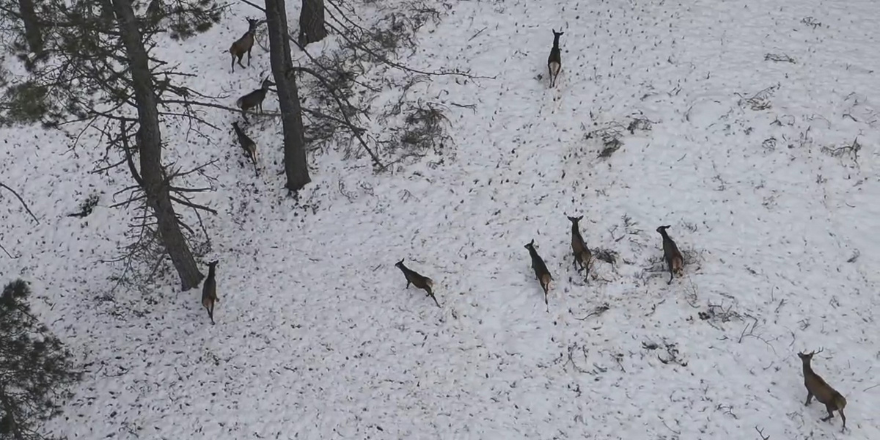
{"left": 207, "top": 265, "right": 216, "bottom": 280}
{"left": 802, "top": 362, "right": 814, "bottom": 378}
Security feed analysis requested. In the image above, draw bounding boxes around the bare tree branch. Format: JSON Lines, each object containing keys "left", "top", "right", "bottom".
{"left": 0, "top": 183, "right": 39, "bottom": 224}
{"left": 286, "top": 66, "right": 384, "bottom": 169}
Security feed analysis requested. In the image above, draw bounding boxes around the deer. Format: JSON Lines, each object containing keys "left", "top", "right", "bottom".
{"left": 547, "top": 29, "right": 564, "bottom": 88}
{"left": 525, "top": 239, "right": 552, "bottom": 311}
{"left": 798, "top": 349, "right": 847, "bottom": 432}
{"left": 656, "top": 225, "right": 683, "bottom": 284}
{"left": 236, "top": 76, "right": 274, "bottom": 122}
{"left": 231, "top": 122, "right": 258, "bottom": 176}
{"left": 201, "top": 260, "right": 219, "bottom": 325}
{"left": 229, "top": 18, "right": 263, "bottom": 72}
{"left": 395, "top": 259, "right": 440, "bottom": 308}
{"left": 567, "top": 215, "right": 592, "bottom": 277}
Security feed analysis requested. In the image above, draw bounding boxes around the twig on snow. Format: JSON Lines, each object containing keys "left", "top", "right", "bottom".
{"left": 0, "top": 182, "right": 40, "bottom": 224}
{"left": 574, "top": 303, "right": 609, "bottom": 320}
{"left": 755, "top": 426, "right": 770, "bottom": 440}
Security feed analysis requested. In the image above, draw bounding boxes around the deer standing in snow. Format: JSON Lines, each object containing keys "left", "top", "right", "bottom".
{"left": 201, "top": 261, "right": 219, "bottom": 325}
{"left": 525, "top": 239, "right": 552, "bottom": 310}
{"left": 547, "top": 29, "right": 564, "bottom": 88}
{"left": 395, "top": 259, "right": 440, "bottom": 308}
{"left": 229, "top": 18, "right": 263, "bottom": 72}
{"left": 231, "top": 122, "right": 258, "bottom": 176}
{"left": 568, "top": 215, "right": 592, "bottom": 277}
{"left": 656, "top": 225, "right": 683, "bottom": 284}
{"left": 798, "top": 349, "right": 847, "bottom": 432}
{"left": 236, "top": 76, "right": 274, "bottom": 122}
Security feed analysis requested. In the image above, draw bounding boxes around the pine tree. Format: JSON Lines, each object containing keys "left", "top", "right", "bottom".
{"left": 0, "top": 280, "right": 80, "bottom": 440}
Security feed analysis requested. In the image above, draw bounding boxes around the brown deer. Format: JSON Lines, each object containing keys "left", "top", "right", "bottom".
{"left": 798, "top": 349, "right": 847, "bottom": 432}
{"left": 395, "top": 259, "right": 440, "bottom": 308}
{"left": 201, "top": 260, "right": 219, "bottom": 325}
{"left": 525, "top": 239, "right": 552, "bottom": 310}
{"left": 229, "top": 18, "right": 263, "bottom": 72}
{"left": 547, "top": 29, "right": 563, "bottom": 88}
{"left": 231, "top": 122, "right": 258, "bottom": 176}
{"left": 236, "top": 76, "right": 274, "bottom": 122}
{"left": 567, "top": 215, "right": 591, "bottom": 277}
{"left": 656, "top": 225, "right": 683, "bottom": 284}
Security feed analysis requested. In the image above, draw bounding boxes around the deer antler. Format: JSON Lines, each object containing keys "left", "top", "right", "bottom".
{"left": 802, "top": 347, "right": 824, "bottom": 356}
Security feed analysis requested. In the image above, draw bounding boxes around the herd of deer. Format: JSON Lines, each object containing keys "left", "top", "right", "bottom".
{"left": 392, "top": 30, "right": 849, "bottom": 432}
{"left": 224, "top": 18, "right": 271, "bottom": 176}
{"left": 204, "top": 24, "right": 849, "bottom": 432}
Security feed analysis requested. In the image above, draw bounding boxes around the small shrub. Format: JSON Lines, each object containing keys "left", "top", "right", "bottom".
{"left": 381, "top": 101, "right": 452, "bottom": 159}
{"left": 67, "top": 194, "right": 99, "bottom": 219}
{"left": 586, "top": 125, "right": 625, "bottom": 159}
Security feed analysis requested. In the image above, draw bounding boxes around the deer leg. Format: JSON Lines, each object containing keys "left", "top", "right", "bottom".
{"left": 230, "top": 54, "right": 235, "bottom": 72}
{"left": 821, "top": 406, "right": 835, "bottom": 422}
{"left": 247, "top": 48, "right": 252, "bottom": 66}
{"left": 405, "top": 281, "right": 410, "bottom": 289}
{"left": 667, "top": 266, "right": 674, "bottom": 284}
{"left": 839, "top": 408, "right": 846, "bottom": 431}
{"left": 805, "top": 392, "right": 813, "bottom": 406}
{"left": 237, "top": 54, "right": 245, "bottom": 69}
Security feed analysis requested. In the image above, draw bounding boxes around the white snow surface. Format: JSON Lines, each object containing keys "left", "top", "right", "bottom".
{"left": 2, "top": 0, "right": 880, "bottom": 438}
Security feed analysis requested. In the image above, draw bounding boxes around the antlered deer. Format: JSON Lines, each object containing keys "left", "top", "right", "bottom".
{"left": 798, "top": 349, "right": 847, "bottom": 432}
{"left": 229, "top": 18, "right": 263, "bottom": 72}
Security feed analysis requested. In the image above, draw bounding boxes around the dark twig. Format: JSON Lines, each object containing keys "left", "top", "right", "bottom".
{"left": 287, "top": 66, "right": 384, "bottom": 169}
{"left": 755, "top": 426, "right": 769, "bottom": 440}
{"left": 0, "top": 182, "right": 40, "bottom": 224}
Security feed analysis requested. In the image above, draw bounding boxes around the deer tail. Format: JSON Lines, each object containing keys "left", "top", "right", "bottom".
{"left": 425, "top": 278, "right": 433, "bottom": 289}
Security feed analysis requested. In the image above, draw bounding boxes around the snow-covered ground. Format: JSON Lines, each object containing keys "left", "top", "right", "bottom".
{"left": 2, "top": 0, "right": 880, "bottom": 438}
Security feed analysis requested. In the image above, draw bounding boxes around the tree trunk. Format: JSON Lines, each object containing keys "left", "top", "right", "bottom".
{"left": 265, "top": 0, "right": 311, "bottom": 192}
{"left": 298, "top": 0, "right": 326, "bottom": 47}
{"left": 17, "top": 0, "right": 43, "bottom": 55}
{"left": 112, "top": 0, "right": 204, "bottom": 290}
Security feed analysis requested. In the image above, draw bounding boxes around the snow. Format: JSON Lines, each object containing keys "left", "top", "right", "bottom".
{"left": 2, "top": 0, "right": 880, "bottom": 438}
